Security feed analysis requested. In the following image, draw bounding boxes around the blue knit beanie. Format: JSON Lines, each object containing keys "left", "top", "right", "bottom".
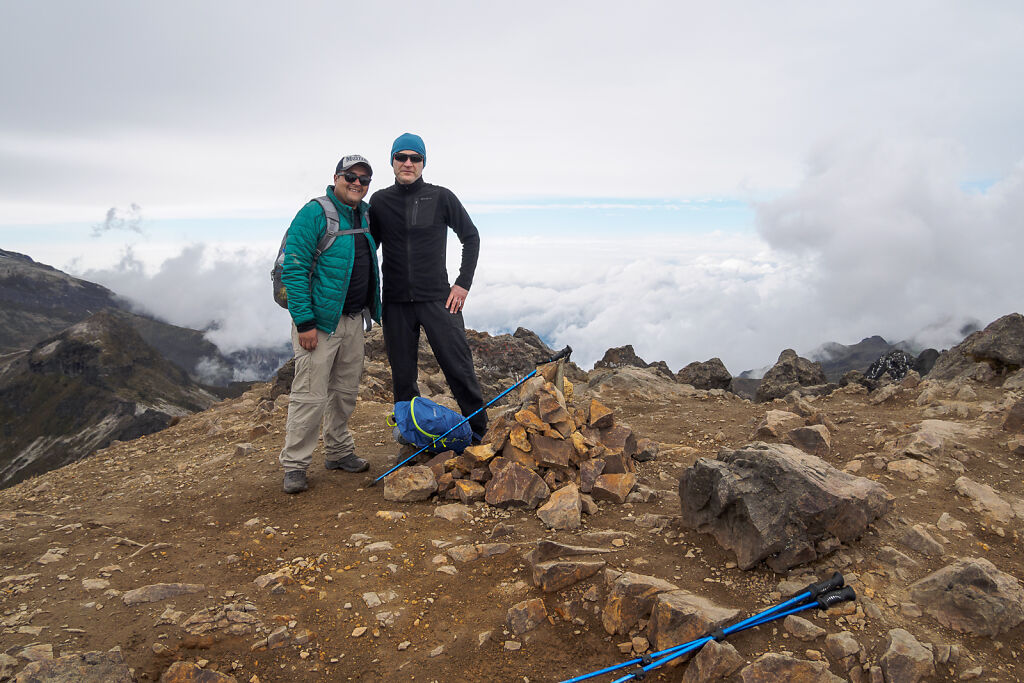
{"left": 391, "top": 133, "right": 426, "bottom": 165}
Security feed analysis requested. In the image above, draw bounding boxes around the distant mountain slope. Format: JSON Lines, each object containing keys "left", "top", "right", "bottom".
{"left": 809, "top": 335, "right": 911, "bottom": 381}
{"left": 0, "top": 249, "right": 288, "bottom": 385}
{"left": 0, "top": 310, "right": 217, "bottom": 488}
{"left": 0, "top": 249, "right": 120, "bottom": 353}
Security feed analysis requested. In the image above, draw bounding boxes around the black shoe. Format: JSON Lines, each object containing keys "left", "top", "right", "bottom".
{"left": 325, "top": 453, "right": 370, "bottom": 473}
{"left": 282, "top": 470, "right": 308, "bottom": 494}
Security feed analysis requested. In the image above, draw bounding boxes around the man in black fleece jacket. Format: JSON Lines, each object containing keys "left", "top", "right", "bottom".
{"left": 368, "top": 133, "right": 487, "bottom": 439}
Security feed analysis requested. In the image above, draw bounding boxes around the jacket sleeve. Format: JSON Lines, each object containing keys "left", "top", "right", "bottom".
{"left": 281, "top": 201, "right": 323, "bottom": 331}
{"left": 444, "top": 189, "right": 480, "bottom": 291}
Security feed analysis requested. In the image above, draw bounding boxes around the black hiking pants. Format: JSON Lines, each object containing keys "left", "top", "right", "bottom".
{"left": 382, "top": 300, "right": 488, "bottom": 437}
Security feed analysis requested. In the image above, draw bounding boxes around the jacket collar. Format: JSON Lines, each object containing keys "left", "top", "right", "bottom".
{"left": 394, "top": 177, "right": 425, "bottom": 193}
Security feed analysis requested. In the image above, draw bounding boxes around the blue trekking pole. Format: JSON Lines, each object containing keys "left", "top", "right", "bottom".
{"left": 560, "top": 572, "right": 850, "bottom": 683}
{"left": 371, "top": 345, "right": 573, "bottom": 486}
{"left": 608, "top": 586, "right": 856, "bottom": 683}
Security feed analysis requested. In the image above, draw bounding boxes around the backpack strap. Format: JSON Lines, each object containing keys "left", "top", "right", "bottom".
{"left": 309, "top": 197, "right": 372, "bottom": 329}
{"left": 313, "top": 196, "right": 369, "bottom": 254}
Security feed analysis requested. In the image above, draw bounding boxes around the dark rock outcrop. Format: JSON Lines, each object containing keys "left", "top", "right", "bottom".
{"left": 755, "top": 350, "right": 828, "bottom": 402}
{"left": 866, "top": 349, "right": 915, "bottom": 381}
{"left": 913, "top": 348, "right": 940, "bottom": 375}
{"left": 594, "top": 344, "right": 648, "bottom": 370}
{"left": 594, "top": 345, "right": 674, "bottom": 379}
{"left": 676, "top": 358, "right": 732, "bottom": 391}
{"left": 930, "top": 313, "right": 1024, "bottom": 381}
{"left": 678, "top": 442, "right": 892, "bottom": 570}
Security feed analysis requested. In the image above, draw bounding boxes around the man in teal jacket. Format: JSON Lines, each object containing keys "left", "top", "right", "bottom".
{"left": 279, "top": 154, "right": 382, "bottom": 494}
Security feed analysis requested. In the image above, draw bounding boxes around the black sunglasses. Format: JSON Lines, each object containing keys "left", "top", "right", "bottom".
{"left": 393, "top": 153, "right": 424, "bottom": 164}
{"left": 339, "top": 171, "right": 372, "bottom": 186}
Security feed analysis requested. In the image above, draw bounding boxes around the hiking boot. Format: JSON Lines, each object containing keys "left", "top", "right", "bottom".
{"left": 282, "top": 469, "right": 308, "bottom": 494}
{"left": 325, "top": 453, "right": 369, "bottom": 473}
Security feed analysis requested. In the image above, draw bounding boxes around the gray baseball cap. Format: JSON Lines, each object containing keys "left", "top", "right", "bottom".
{"left": 336, "top": 154, "right": 372, "bottom": 174}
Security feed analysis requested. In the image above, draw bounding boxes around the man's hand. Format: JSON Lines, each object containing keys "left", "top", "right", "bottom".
{"left": 298, "top": 329, "right": 319, "bottom": 351}
{"left": 446, "top": 285, "right": 469, "bottom": 314}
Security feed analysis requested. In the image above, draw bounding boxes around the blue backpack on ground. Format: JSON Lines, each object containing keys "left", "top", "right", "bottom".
{"left": 387, "top": 397, "right": 473, "bottom": 454}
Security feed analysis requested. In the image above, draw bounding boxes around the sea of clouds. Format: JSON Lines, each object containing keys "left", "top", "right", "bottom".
{"left": 78, "top": 138, "right": 1024, "bottom": 378}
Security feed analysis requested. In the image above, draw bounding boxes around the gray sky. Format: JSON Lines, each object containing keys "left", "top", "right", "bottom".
{"left": 3, "top": 1, "right": 1024, "bottom": 373}
{"left": 3, "top": 1, "right": 1024, "bottom": 220}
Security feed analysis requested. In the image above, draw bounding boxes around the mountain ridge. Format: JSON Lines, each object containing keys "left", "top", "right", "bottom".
{"left": 0, "top": 310, "right": 218, "bottom": 488}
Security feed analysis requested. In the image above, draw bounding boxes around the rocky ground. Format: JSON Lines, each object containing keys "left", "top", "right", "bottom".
{"left": 2, "top": 347, "right": 1024, "bottom": 681}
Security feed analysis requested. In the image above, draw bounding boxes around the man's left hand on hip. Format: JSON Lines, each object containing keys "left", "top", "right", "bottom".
{"left": 446, "top": 285, "right": 469, "bottom": 314}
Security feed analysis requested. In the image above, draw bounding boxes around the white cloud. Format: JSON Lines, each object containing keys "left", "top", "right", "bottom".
{"left": 2, "top": 2, "right": 1024, "bottom": 219}
{"left": 755, "top": 137, "right": 1024, "bottom": 352}
{"left": 80, "top": 244, "right": 290, "bottom": 353}
{"left": 68, "top": 137, "right": 1023, "bottom": 380}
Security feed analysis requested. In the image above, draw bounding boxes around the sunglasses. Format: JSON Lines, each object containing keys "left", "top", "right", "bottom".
{"left": 339, "top": 171, "right": 372, "bottom": 186}
{"left": 393, "top": 153, "right": 424, "bottom": 164}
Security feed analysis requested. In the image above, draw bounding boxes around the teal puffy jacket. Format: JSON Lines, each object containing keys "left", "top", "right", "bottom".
{"left": 281, "top": 188, "right": 382, "bottom": 333}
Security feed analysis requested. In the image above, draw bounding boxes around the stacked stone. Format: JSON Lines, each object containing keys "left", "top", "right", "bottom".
{"left": 385, "top": 361, "right": 654, "bottom": 516}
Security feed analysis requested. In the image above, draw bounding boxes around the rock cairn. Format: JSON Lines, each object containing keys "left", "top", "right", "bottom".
{"left": 383, "top": 361, "right": 656, "bottom": 524}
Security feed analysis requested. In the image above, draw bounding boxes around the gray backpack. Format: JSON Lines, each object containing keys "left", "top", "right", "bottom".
{"left": 271, "top": 196, "right": 368, "bottom": 309}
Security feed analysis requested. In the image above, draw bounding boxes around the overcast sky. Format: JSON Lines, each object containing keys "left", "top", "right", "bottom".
{"left": 2, "top": 2, "right": 1023, "bottom": 373}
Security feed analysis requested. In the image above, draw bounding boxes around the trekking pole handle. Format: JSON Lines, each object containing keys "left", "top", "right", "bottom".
{"left": 816, "top": 586, "right": 856, "bottom": 610}
{"left": 805, "top": 571, "right": 844, "bottom": 599}
{"left": 542, "top": 345, "right": 573, "bottom": 364}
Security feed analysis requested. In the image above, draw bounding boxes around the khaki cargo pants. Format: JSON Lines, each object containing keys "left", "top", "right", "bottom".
{"left": 279, "top": 315, "right": 364, "bottom": 472}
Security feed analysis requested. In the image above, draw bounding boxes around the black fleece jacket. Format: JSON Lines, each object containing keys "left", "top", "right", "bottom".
{"left": 368, "top": 177, "right": 480, "bottom": 303}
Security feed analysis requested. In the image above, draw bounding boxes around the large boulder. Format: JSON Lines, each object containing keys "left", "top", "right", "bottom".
{"left": 678, "top": 442, "right": 892, "bottom": 570}
{"left": 908, "top": 557, "right": 1024, "bottom": 636}
{"left": 929, "top": 313, "right": 1024, "bottom": 381}
{"left": 756, "top": 349, "right": 828, "bottom": 402}
{"left": 676, "top": 358, "right": 733, "bottom": 391}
